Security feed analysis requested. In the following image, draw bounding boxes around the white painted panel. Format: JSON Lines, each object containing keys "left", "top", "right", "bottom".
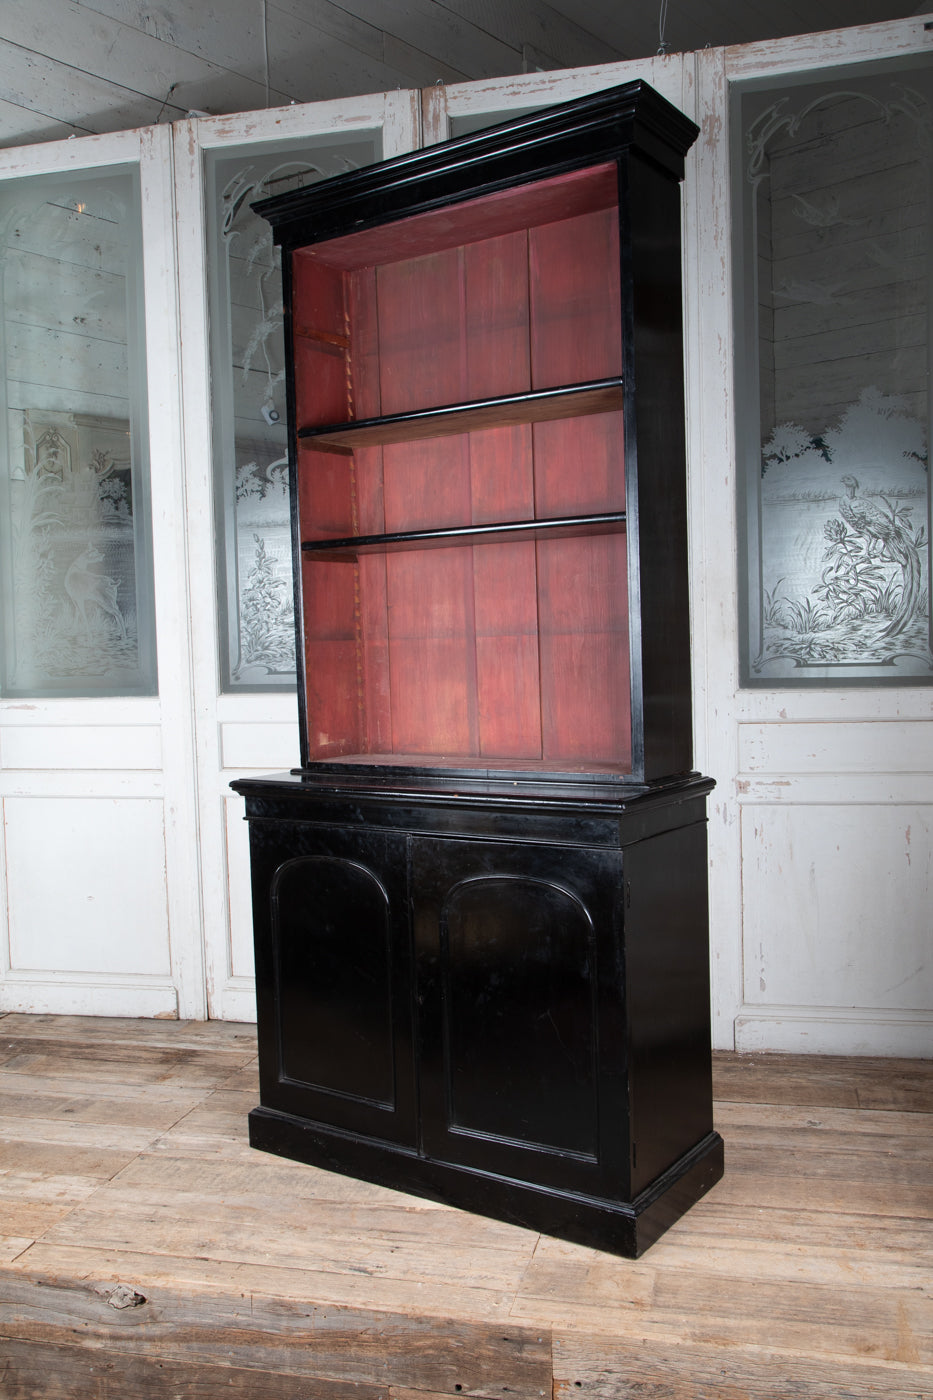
{"left": 735, "top": 1007, "right": 933, "bottom": 1057}
{"left": 722, "top": 16, "right": 933, "bottom": 82}
{"left": 0, "top": 972, "right": 177, "bottom": 1018}
{"left": 3, "top": 794, "right": 171, "bottom": 976}
{"left": 0, "top": 696, "right": 161, "bottom": 725}
{"left": 220, "top": 722, "right": 297, "bottom": 771}
{"left": 0, "top": 126, "right": 150, "bottom": 178}
{"left": 214, "top": 692, "right": 297, "bottom": 724}
{"left": 740, "top": 802, "right": 933, "bottom": 1011}
{"left": 0, "top": 725, "right": 162, "bottom": 770}
{"left": 735, "top": 686, "right": 933, "bottom": 724}
{"left": 738, "top": 721, "right": 933, "bottom": 775}
{"left": 736, "top": 773, "right": 933, "bottom": 806}
{"left": 435, "top": 53, "right": 692, "bottom": 133}
{"left": 0, "top": 770, "right": 162, "bottom": 799}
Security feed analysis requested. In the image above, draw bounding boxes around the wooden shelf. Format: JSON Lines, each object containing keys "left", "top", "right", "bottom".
{"left": 301, "top": 511, "right": 627, "bottom": 559}
{"left": 298, "top": 378, "right": 624, "bottom": 449}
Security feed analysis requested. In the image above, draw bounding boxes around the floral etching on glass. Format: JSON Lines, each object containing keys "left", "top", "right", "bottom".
{"left": 8, "top": 412, "right": 149, "bottom": 691}
{"left": 232, "top": 447, "right": 294, "bottom": 681}
{"left": 757, "top": 391, "right": 929, "bottom": 671}
{"left": 739, "top": 70, "right": 932, "bottom": 683}
{"left": 211, "top": 145, "right": 372, "bottom": 689}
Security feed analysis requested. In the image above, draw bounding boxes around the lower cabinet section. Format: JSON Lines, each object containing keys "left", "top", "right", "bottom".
{"left": 233, "top": 771, "right": 724, "bottom": 1257}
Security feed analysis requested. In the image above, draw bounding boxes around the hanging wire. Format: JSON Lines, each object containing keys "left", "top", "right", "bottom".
{"left": 657, "top": 0, "right": 671, "bottom": 55}
{"left": 155, "top": 82, "right": 179, "bottom": 123}
{"left": 262, "top": 0, "right": 271, "bottom": 107}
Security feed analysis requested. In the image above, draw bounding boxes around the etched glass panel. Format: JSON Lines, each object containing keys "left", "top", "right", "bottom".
{"left": 0, "top": 166, "right": 156, "bottom": 696}
{"left": 205, "top": 132, "right": 379, "bottom": 691}
{"left": 735, "top": 62, "right": 932, "bottom": 684}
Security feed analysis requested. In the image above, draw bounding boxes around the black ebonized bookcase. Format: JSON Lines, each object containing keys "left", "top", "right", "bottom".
{"left": 232, "top": 79, "right": 723, "bottom": 1258}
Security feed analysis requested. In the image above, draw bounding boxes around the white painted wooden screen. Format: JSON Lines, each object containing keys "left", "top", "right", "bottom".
{"left": 0, "top": 94, "right": 421, "bottom": 1021}
{"left": 696, "top": 19, "right": 933, "bottom": 1056}
{"left": 1, "top": 18, "right": 930, "bottom": 1053}
{"left": 0, "top": 124, "right": 202, "bottom": 1017}
{"left": 424, "top": 17, "right": 933, "bottom": 1057}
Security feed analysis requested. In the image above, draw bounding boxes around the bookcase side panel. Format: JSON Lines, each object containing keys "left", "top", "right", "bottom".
{"left": 623, "top": 154, "right": 693, "bottom": 780}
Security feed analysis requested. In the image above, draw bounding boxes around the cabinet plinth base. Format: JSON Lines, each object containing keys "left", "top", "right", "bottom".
{"left": 248, "top": 1106, "right": 724, "bottom": 1259}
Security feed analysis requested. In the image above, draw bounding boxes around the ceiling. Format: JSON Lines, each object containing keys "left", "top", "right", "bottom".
{"left": 537, "top": 0, "right": 927, "bottom": 61}
{"left": 0, "top": 0, "right": 930, "bottom": 148}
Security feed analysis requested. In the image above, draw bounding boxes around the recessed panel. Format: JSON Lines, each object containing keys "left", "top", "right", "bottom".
{"left": 441, "top": 874, "right": 598, "bottom": 1156}
{"left": 0, "top": 725, "right": 162, "bottom": 771}
{"left": 741, "top": 802, "right": 933, "bottom": 1011}
{"left": 4, "top": 795, "right": 170, "bottom": 975}
{"left": 272, "top": 854, "right": 396, "bottom": 1106}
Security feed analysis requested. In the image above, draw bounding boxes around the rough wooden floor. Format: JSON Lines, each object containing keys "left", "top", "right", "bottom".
{"left": 0, "top": 1014, "right": 930, "bottom": 1399}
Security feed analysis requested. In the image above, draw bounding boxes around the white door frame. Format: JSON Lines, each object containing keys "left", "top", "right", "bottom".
{"left": 694, "top": 15, "right": 933, "bottom": 1053}
{"left": 0, "top": 123, "right": 203, "bottom": 1017}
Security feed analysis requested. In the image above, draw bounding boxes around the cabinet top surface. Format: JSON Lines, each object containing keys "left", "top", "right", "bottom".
{"left": 230, "top": 767, "right": 715, "bottom": 816}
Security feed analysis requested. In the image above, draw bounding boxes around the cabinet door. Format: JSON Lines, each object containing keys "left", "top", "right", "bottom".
{"left": 249, "top": 822, "right": 415, "bottom": 1144}
{"left": 412, "top": 836, "right": 629, "bottom": 1197}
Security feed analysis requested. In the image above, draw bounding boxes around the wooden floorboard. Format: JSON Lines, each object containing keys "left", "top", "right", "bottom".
{"left": 0, "top": 1013, "right": 930, "bottom": 1399}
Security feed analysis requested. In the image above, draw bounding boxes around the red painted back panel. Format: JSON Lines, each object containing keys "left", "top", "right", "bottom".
{"left": 291, "top": 186, "right": 630, "bottom": 769}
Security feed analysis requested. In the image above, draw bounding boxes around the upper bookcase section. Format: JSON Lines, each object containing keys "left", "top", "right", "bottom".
{"left": 252, "top": 80, "right": 699, "bottom": 254}
{"left": 254, "top": 81, "right": 701, "bottom": 785}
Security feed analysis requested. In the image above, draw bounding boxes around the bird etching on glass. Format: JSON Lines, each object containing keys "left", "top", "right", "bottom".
{"left": 837, "top": 475, "right": 922, "bottom": 637}
{"left": 64, "top": 544, "right": 127, "bottom": 642}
